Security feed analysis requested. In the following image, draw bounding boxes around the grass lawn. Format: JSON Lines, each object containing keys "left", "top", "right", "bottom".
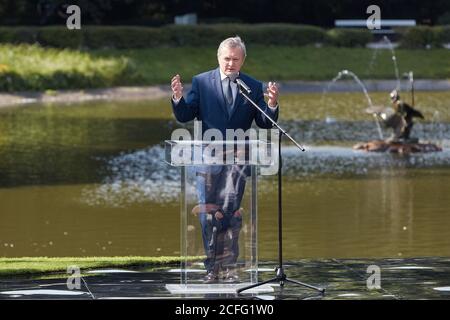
{"left": 125, "top": 45, "right": 449, "bottom": 83}
{"left": 0, "top": 44, "right": 449, "bottom": 91}
{"left": 0, "top": 256, "right": 202, "bottom": 277}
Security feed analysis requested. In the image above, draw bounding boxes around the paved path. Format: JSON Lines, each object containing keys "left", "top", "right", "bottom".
{"left": 1, "top": 80, "right": 449, "bottom": 108}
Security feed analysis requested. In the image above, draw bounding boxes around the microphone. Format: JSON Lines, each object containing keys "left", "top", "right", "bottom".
{"left": 228, "top": 73, "right": 251, "bottom": 95}
{"left": 235, "top": 78, "right": 252, "bottom": 95}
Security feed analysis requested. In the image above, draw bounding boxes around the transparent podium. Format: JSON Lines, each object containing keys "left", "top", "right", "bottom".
{"left": 164, "top": 139, "right": 276, "bottom": 294}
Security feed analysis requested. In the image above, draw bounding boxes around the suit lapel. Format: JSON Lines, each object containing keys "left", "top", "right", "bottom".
{"left": 212, "top": 68, "right": 230, "bottom": 118}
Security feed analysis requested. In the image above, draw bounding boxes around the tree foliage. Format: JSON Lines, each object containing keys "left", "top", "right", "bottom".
{"left": 0, "top": 0, "right": 449, "bottom": 26}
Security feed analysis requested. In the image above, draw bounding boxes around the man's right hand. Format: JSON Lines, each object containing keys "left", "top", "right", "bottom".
{"left": 171, "top": 74, "right": 183, "bottom": 100}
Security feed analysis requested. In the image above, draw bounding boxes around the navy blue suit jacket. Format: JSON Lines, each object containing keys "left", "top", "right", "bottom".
{"left": 171, "top": 67, "right": 278, "bottom": 135}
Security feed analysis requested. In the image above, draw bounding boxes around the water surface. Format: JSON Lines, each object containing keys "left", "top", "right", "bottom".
{"left": 1, "top": 92, "right": 449, "bottom": 259}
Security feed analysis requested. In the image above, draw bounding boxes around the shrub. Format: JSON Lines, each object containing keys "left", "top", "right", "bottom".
{"left": 0, "top": 24, "right": 327, "bottom": 49}
{"left": 0, "top": 24, "right": 447, "bottom": 50}
{"left": 433, "top": 25, "right": 450, "bottom": 47}
{"left": 164, "top": 25, "right": 220, "bottom": 46}
{"left": 325, "top": 28, "right": 372, "bottom": 47}
{"left": 0, "top": 27, "right": 36, "bottom": 44}
{"left": 163, "top": 24, "right": 326, "bottom": 47}
{"left": 398, "top": 26, "right": 435, "bottom": 49}
{"left": 37, "top": 26, "right": 83, "bottom": 48}
{"left": 82, "top": 26, "right": 170, "bottom": 49}
{"left": 230, "top": 24, "right": 325, "bottom": 46}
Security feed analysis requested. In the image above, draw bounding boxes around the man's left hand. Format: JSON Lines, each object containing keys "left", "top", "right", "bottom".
{"left": 266, "top": 81, "right": 279, "bottom": 108}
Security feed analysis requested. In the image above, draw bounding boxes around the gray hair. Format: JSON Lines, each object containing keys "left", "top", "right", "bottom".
{"left": 217, "top": 36, "right": 247, "bottom": 58}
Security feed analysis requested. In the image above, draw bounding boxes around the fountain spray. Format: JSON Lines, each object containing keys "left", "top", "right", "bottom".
{"left": 339, "top": 70, "right": 384, "bottom": 140}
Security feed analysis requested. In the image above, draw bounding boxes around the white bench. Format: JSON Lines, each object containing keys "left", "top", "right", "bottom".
{"left": 335, "top": 19, "right": 416, "bottom": 34}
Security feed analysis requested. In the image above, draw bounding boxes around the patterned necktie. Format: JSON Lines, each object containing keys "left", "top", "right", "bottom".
{"left": 224, "top": 77, "right": 233, "bottom": 106}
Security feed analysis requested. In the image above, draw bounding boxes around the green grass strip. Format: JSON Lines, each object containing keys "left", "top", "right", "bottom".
{"left": 0, "top": 256, "right": 203, "bottom": 277}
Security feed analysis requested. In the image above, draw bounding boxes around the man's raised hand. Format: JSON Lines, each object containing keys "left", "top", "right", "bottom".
{"left": 171, "top": 74, "right": 183, "bottom": 100}
{"left": 266, "top": 81, "right": 279, "bottom": 108}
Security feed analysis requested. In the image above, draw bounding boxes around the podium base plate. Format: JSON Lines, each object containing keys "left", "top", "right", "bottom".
{"left": 165, "top": 283, "right": 274, "bottom": 294}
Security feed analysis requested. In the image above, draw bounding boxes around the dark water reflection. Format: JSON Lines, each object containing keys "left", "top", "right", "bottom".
{"left": 1, "top": 96, "right": 450, "bottom": 259}
{"left": 0, "top": 104, "right": 175, "bottom": 187}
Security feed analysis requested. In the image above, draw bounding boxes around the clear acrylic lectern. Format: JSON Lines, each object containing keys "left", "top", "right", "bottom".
{"left": 164, "top": 139, "right": 276, "bottom": 294}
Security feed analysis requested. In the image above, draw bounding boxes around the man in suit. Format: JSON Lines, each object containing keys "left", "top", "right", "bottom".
{"left": 170, "top": 36, "right": 279, "bottom": 283}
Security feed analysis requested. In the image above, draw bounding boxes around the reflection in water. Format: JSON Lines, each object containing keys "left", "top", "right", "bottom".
{"left": 284, "top": 120, "right": 450, "bottom": 144}
{"left": 82, "top": 145, "right": 450, "bottom": 206}
{"left": 75, "top": 144, "right": 450, "bottom": 259}
{"left": 284, "top": 145, "right": 450, "bottom": 176}
{"left": 81, "top": 146, "right": 180, "bottom": 206}
{"left": 0, "top": 96, "right": 450, "bottom": 259}
{"left": 0, "top": 101, "right": 175, "bottom": 187}
{"left": 269, "top": 168, "right": 450, "bottom": 259}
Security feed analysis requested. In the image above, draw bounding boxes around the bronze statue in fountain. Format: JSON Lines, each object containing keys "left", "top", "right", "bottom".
{"left": 354, "top": 90, "right": 442, "bottom": 153}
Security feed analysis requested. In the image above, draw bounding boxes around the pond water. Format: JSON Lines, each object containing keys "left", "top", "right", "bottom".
{"left": 0, "top": 91, "right": 449, "bottom": 259}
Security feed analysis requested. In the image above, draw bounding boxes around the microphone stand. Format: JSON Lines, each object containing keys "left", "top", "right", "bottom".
{"left": 235, "top": 84, "right": 325, "bottom": 295}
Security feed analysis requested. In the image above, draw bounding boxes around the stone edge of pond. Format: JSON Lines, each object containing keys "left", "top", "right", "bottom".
{"left": 0, "top": 85, "right": 171, "bottom": 109}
